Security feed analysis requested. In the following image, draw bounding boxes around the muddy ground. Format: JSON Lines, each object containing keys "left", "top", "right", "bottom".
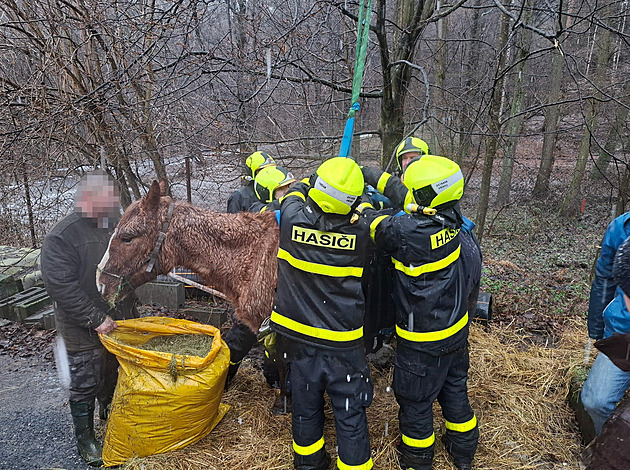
{"left": 0, "top": 351, "right": 92, "bottom": 470}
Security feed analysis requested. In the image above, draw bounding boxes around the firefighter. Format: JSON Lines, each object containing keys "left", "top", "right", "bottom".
{"left": 249, "top": 165, "right": 297, "bottom": 212}
{"left": 226, "top": 151, "right": 276, "bottom": 213}
{"left": 395, "top": 136, "right": 430, "bottom": 173}
{"left": 271, "top": 157, "right": 374, "bottom": 470}
{"left": 396, "top": 135, "right": 482, "bottom": 317}
{"left": 360, "top": 155, "right": 478, "bottom": 470}
{"left": 224, "top": 165, "right": 295, "bottom": 391}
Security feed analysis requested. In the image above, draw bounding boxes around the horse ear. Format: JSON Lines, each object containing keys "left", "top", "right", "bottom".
{"left": 143, "top": 180, "right": 161, "bottom": 212}
{"left": 159, "top": 179, "right": 169, "bottom": 196}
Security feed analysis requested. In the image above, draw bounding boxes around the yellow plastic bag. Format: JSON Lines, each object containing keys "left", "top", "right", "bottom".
{"left": 99, "top": 316, "right": 230, "bottom": 467}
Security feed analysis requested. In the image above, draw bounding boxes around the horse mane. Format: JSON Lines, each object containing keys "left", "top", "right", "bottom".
{"left": 161, "top": 200, "right": 279, "bottom": 333}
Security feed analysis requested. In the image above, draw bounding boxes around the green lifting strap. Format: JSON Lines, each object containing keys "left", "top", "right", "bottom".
{"left": 339, "top": 0, "right": 373, "bottom": 158}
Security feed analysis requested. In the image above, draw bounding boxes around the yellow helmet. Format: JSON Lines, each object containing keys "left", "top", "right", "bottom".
{"left": 245, "top": 151, "right": 276, "bottom": 178}
{"left": 308, "top": 157, "right": 364, "bottom": 215}
{"left": 254, "top": 166, "right": 297, "bottom": 203}
{"left": 402, "top": 155, "right": 463, "bottom": 209}
{"left": 395, "top": 137, "right": 430, "bottom": 170}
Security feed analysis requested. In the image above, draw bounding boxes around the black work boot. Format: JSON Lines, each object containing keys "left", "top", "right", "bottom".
{"left": 70, "top": 401, "right": 103, "bottom": 466}
{"left": 294, "top": 447, "right": 331, "bottom": 470}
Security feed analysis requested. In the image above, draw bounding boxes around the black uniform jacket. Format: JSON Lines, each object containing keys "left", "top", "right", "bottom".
{"left": 226, "top": 181, "right": 258, "bottom": 213}
{"left": 362, "top": 168, "right": 468, "bottom": 356}
{"left": 41, "top": 212, "right": 137, "bottom": 353}
{"left": 271, "top": 182, "right": 371, "bottom": 349}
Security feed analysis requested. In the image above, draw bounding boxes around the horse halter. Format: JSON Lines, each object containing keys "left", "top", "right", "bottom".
{"left": 97, "top": 202, "right": 175, "bottom": 298}
{"left": 145, "top": 202, "right": 175, "bottom": 274}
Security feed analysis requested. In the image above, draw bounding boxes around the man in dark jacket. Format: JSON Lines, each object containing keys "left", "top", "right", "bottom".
{"left": 40, "top": 171, "right": 137, "bottom": 466}
{"left": 361, "top": 156, "right": 478, "bottom": 470}
{"left": 271, "top": 157, "right": 374, "bottom": 470}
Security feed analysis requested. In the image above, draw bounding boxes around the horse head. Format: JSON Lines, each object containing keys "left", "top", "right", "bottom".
{"left": 97, "top": 179, "right": 172, "bottom": 305}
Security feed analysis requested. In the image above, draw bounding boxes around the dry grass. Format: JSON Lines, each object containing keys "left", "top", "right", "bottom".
{"left": 122, "top": 321, "right": 586, "bottom": 470}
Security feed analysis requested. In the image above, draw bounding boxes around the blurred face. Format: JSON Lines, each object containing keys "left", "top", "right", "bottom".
{"left": 401, "top": 152, "right": 421, "bottom": 171}
{"left": 75, "top": 175, "right": 120, "bottom": 228}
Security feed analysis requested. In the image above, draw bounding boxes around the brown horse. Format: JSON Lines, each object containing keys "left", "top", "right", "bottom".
{"left": 96, "top": 180, "right": 279, "bottom": 334}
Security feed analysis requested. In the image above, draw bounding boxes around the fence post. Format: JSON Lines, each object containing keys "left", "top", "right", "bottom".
{"left": 185, "top": 157, "right": 192, "bottom": 203}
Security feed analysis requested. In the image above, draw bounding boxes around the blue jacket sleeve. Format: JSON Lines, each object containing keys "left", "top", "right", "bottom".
{"left": 588, "top": 215, "right": 630, "bottom": 339}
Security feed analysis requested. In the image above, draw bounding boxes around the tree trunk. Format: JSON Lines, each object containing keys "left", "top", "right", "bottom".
{"left": 590, "top": 79, "right": 630, "bottom": 179}
{"left": 475, "top": 8, "right": 511, "bottom": 242}
{"left": 616, "top": 164, "right": 630, "bottom": 217}
{"left": 560, "top": 4, "right": 612, "bottom": 217}
{"left": 496, "top": 1, "right": 533, "bottom": 206}
{"left": 455, "top": 0, "right": 482, "bottom": 164}
{"left": 559, "top": 100, "right": 596, "bottom": 216}
{"left": 376, "top": 0, "right": 437, "bottom": 168}
{"left": 433, "top": 0, "right": 449, "bottom": 156}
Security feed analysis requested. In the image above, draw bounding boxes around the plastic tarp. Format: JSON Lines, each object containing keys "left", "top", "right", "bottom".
{"left": 99, "top": 316, "right": 230, "bottom": 466}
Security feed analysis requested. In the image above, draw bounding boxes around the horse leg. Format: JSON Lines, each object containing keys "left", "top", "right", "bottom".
{"left": 271, "top": 353, "right": 291, "bottom": 415}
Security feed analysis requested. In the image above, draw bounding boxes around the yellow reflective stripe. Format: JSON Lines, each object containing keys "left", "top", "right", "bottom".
{"left": 272, "top": 311, "right": 363, "bottom": 342}
{"left": 392, "top": 244, "right": 460, "bottom": 277}
{"left": 376, "top": 172, "right": 391, "bottom": 194}
{"left": 282, "top": 191, "right": 306, "bottom": 202}
{"left": 260, "top": 206, "right": 268, "bottom": 213}
{"left": 402, "top": 433, "right": 435, "bottom": 448}
{"left": 293, "top": 436, "right": 324, "bottom": 456}
{"left": 337, "top": 457, "right": 374, "bottom": 470}
{"left": 445, "top": 415, "right": 477, "bottom": 432}
{"left": 277, "top": 248, "right": 363, "bottom": 277}
{"left": 370, "top": 215, "right": 388, "bottom": 241}
{"left": 396, "top": 312, "right": 469, "bottom": 343}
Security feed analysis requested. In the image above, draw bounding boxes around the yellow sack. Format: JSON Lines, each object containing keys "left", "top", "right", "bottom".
{"left": 99, "top": 316, "right": 230, "bottom": 467}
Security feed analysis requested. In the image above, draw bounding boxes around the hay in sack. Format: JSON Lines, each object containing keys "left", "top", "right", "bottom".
{"left": 99, "top": 316, "right": 230, "bottom": 467}
{"left": 121, "top": 321, "right": 586, "bottom": 470}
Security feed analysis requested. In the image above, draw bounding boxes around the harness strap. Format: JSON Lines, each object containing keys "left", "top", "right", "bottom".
{"left": 146, "top": 202, "right": 175, "bottom": 273}
{"left": 338, "top": 0, "right": 373, "bottom": 158}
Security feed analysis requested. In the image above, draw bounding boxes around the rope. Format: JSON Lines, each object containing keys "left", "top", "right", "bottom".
{"left": 339, "top": 0, "right": 373, "bottom": 158}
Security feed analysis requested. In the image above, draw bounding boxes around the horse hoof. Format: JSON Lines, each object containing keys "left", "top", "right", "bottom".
{"left": 271, "top": 395, "right": 292, "bottom": 415}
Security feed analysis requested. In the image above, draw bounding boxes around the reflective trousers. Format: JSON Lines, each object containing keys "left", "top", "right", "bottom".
{"left": 393, "top": 342, "right": 478, "bottom": 470}
{"left": 285, "top": 340, "right": 374, "bottom": 470}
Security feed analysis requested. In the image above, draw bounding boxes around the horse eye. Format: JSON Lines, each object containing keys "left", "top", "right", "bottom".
{"left": 120, "top": 235, "right": 134, "bottom": 244}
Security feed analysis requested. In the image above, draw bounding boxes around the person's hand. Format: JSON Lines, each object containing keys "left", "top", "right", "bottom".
{"left": 95, "top": 316, "right": 118, "bottom": 335}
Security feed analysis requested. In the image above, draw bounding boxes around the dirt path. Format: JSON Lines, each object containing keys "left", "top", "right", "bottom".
{"left": 0, "top": 354, "right": 92, "bottom": 470}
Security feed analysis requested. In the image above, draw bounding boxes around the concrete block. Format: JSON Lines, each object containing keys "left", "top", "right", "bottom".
{"left": 0, "top": 274, "right": 21, "bottom": 300}
{"left": 24, "top": 307, "right": 55, "bottom": 330}
{"left": 180, "top": 307, "right": 229, "bottom": 328}
{"left": 42, "top": 309, "right": 56, "bottom": 330}
{"left": 13, "top": 289, "right": 52, "bottom": 323}
{"left": 568, "top": 365, "right": 596, "bottom": 445}
{"left": 0, "top": 287, "right": 50, "bottom": 321}
{"left": 135, "top": 281, "right": 185, "bottom": 311}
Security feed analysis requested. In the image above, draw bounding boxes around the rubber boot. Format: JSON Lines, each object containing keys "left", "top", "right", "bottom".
{"left": 70, "top": 401, "right": 103, "bottom": 466}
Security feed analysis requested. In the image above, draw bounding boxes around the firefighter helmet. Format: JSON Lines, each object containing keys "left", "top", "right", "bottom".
{"left": 245, "top": 151, "right": 276, "bottom": 178}
{"left": 402, "top": 155, "right": 463, "bottom": 209}
{"left": 308, "top": 157, "right": 364, "bottom": 215}
{"left": 254, "top": 166, "right": 297, "bottom": 203}
{"left": 395, "top": 137, "right": 430, "bottom": 170}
